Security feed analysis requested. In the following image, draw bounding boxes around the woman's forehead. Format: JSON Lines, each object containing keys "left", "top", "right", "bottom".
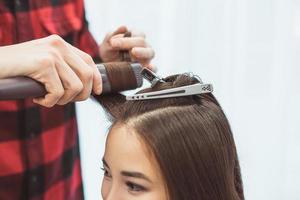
{"left": 106, "top": 125, "right": 145, "bottom": 163}
{"left": 105, "top": 125, "right": 161, "bottom": 180}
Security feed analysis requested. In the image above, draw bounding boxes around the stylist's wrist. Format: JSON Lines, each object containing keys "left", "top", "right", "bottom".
{"left": 0, "top": 46, "right": 24, "bottom": 79}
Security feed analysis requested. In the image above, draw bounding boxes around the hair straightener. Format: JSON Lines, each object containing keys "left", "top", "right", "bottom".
{"left": 0, "top": 62, "right": 143, "bottom": 100}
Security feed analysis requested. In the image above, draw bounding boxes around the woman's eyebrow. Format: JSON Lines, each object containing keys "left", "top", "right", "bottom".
{"left": 102, "top": 158, "right": 110, "bottom": 168}
{"left": 121, "top": 171, "right": 152, "bottom": 183}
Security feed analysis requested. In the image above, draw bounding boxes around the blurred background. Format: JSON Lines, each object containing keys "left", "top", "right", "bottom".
{"left": 76, "top": 0, "right": 300, "bottom": 199}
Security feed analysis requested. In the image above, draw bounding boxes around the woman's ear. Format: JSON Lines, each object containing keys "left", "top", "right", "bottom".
{"left": 93, "top": 93, "right": 126, "bottom": 120}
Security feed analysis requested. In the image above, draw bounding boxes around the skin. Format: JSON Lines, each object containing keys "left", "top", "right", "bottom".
{"left": 101, "top": 124, "right": 168, "bottom": 200}
{"left": 99, "top": 26, "right": 155, "bottom": 67}
{"left": 0, "top": 26, "right": 154, "bottom": 107}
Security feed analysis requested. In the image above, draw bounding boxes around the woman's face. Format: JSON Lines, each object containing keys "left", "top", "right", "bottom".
{"left": 101, "top": 124, "right": 168, "bottom": 200}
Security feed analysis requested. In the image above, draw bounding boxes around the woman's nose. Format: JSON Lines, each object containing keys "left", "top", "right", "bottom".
{"left": 104, "top": 190, "right": 119, "bottom": 200}
{"left": 102, "top": 184, "right": 121, "bottom": 200}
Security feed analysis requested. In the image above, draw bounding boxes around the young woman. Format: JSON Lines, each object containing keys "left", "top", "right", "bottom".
{"left": 99, "top": 73, "right": 244, "bottom": 200}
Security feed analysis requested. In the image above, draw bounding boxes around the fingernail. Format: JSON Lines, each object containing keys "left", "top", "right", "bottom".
{"left": 96, "top": 85, "right": 102, "bottom": 95}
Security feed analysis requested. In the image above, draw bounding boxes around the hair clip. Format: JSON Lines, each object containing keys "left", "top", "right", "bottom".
{"left": 140, "top": 68, "right": 165, "bottom": 87}
{"left": 126, "top": 82, "right": 213, "bottom": 100}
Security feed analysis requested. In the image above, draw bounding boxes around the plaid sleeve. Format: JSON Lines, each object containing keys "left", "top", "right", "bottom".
{"left": 0, "top": 0, "right": 98, "bottom": 199}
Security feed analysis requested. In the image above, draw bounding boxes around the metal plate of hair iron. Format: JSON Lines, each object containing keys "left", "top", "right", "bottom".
{"left": 126, "top": 83, "right": 213, "bottom": 100}
{"left": 140, "top": 67, "right": 165, "bottom": 87}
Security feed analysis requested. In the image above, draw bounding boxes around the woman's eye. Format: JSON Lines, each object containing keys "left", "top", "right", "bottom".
{"left": 126, "top": 181, "right": 147, "bottom": 192}
{"left": 101, "top": 167, "right": 112, "bottom": 178}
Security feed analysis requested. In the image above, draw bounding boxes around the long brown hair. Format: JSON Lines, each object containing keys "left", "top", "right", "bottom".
{"left": 98, "top": 73, "right": 244, "bottom": 200}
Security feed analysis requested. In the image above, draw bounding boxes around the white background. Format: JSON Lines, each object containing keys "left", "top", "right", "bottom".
{"left": 76, "top": 0, "right": 300, "bottom": 199}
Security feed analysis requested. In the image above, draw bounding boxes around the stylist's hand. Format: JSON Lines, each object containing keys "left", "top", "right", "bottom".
{"left": 99, "top": 26, "right": 155, "bottom": 68}
{"left": 0, "top": 35, "right": 102, "bottom": 107}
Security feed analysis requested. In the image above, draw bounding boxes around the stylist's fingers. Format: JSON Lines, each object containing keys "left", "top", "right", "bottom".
{"left": 131, "top": 47, "right": 155, "bottom": 61}
{"left": 104, "top": 26, "right": 128, "bottom": 43}
{"left": 109, "top": 30, "right": 145, "bottom": 42}
{"left": 110, "top": 37, "right": 147, "bottom": 50}
{"left": 91, "top": 64, "right": 102, "bottom": 95}
{"left": 33, "top": 67, "right": 64, "bottom": 107}
{"left": 55, "top": 60, "right": 84, "bottom": 105}
{"left": 63, "top": 49, "right": 94, "bottom": 101}
{"left": 67, "top": 44, "right": 102, "bottom": 95}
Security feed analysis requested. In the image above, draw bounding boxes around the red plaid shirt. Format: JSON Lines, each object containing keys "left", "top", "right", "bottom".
{"left": 0, "top": 0, "right": 101, "bottom": 199}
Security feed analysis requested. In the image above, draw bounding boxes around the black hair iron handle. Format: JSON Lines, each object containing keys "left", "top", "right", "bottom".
{"left": 0, "top": 74, "right": 111, "bottom": 100}
{"left": 0, "top": 62, "right": 143, "bottom": 100}
{"left": 0, "top": 72, "right": 113, "bottom": 100}
{"left": 0, "top": 32, "right": 140, "bottom": 101}
{"left": 0, "top": 77, "right": 46, "bottom": 100}
{"left": 0, "top": 69, "right": 110, "bottom": 100}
